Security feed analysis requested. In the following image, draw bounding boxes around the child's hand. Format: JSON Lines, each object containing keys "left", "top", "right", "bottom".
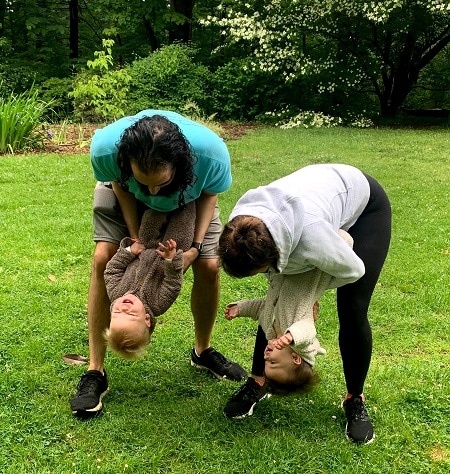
{"left": 225, "top": 303, "right": 239, "bottom": 320}
{"left": 271, "top": 332, "right": 293, "bottom": 350}
{"left": 156, "top": 239, "right": 177, "bottom": 260}
{"left": 130, "top": 240, "right": 145, "bottom": 255}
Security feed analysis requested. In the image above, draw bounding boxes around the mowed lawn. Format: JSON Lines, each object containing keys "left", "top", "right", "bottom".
{"left": 0, "top": 126, "right": 449, "bottom": 473}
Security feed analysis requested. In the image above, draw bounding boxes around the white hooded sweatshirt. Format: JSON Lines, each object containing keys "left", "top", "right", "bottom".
{"left": 229, "top": 164, "right": 370, "bottom": 288}
{"left": 230, "top": 230, "right": 354, "bottom": 366}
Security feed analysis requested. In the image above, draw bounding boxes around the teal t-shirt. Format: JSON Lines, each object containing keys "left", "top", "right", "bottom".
{"left": 90, "top": 110, "right": 232, "bottom": 212}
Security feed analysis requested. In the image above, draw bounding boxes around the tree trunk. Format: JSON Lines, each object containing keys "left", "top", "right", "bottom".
{"left": 69, "top": 0, "right": 79, "bottom": 59}
{"left": 143, "top": 16, "right": 159, "bottom": 51}
{"left": 0, "top": 0, "right": 5, "bottom": 38}
{"left": 169, "top": 0, "right": 194, "bottom": 44}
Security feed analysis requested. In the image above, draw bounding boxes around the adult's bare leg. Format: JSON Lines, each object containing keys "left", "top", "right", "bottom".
{"left": 70, "top": 241, "right": 118, "bottom": 417}
{"left": 87, "top": 241, "right": 119, "bottom": 371}
{"left": 190, "top": 257, "right": 246, "bottom": 381}
{"left": 191, "top": 257, "right": 219, "bottom": 354}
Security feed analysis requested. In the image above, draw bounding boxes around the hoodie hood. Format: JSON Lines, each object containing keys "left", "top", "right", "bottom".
{"left": 229, "top": 185, "right": 305, "bottom": 273}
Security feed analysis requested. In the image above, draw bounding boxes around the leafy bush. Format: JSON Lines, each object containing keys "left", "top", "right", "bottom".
{"left": 70, "top": 39, "right": 132, "bottom": 123}
{"left": 211, "top": 58, "right": 291, "bottom": 121}
{"left": 0, "top": 63, "right": 38, "bottom": 96}
{"left": 126, "top": 44, "right": 213, "bottom": 115}
{"left": 266, "top": 108, "right": 374, "bottom": 129}
{"left": 267, "top": 109, "right": 343, "bottom": 129}
{"left": 0, "top": 87, "right": 50, "bottom": 153}
{"left": 38, "top": 77, "right": 74, "bottom": 121}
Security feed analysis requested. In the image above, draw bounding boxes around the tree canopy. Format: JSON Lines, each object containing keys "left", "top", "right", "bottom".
{"left": 207, "top": 0, "right": 450, "bottom": 116}
{"left": 1, "top": 0, "right": 450, "bottom": 121}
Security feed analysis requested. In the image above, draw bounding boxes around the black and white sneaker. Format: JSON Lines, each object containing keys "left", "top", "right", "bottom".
{"left": 342, "top": 395, "right": 375, "bottom": 444}
{"left": 224, "top": 377, "right": 271, "bottom": 419}
{"left": 70, "top": 370, "right": 109, "bottom": 418}
{"left": 191, "top": 347, "right": 246, "bottom": 381}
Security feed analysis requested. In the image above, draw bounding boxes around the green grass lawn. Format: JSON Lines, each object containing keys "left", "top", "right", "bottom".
{"left": 0, "top": 127, "right": 449, "bottom": 473}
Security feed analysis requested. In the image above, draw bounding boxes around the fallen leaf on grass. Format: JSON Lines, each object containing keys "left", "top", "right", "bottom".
{"left": 62, "top": 354, "right": 89, "bottom": 365}
{"left": 48, "top": 274, "right": 57, "bottom": 282}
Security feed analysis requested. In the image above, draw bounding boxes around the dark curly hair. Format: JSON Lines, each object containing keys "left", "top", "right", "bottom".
{"left": 116, "top": 115, "right": 196, "bottom": 208}
{"left": 218, "top": 215, "right": 280, "bottom": 277}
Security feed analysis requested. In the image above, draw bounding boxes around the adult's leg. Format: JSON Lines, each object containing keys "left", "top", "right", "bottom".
{"left": 250, "top": 325, "right": 268, "bottom": 379}
{"left": 190, "top": 207, "right": 246, "bottom": 381}
{"left": 87, "top": 241, "right": 119, "bottom": 371}
{"left": 190, "top": 257, "right": 246, "bottom": 381}
{"left": 191, "top": 256, "right": 220, "bottom": 354}
{"left": 337, "top": 175, "right": 392, "bottom": 396}
{"left": 71, "top": 183, "right": 128, "bottom": 417}
{"left": 223, "top": 325, "right": 270, "bottom": 419}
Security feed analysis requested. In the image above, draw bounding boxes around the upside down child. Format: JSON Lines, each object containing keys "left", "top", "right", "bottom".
{"left": 104, "top": 202, "right": 195, "bottom": 359}
{"left": 223, "top": 229, "right": 353, "bottom": 414}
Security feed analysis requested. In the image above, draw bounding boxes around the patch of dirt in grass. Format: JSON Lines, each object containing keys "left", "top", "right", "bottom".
{"left": 429, "top": 445, "right": 449, "bottom": 462}
{"left": 40, "top": 122, "right": 261, "bottom": 155}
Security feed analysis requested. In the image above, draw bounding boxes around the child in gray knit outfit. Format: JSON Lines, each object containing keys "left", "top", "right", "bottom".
{"left": 104, "top": 202, "right": 195, "bottom": 359}
{"left": 225, "top": 229, "right": 353, "bottom": 391}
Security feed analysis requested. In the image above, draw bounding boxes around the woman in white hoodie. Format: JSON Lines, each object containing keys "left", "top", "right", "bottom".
{"left": 218, "top": 163, "right": 391, "bottom": 445}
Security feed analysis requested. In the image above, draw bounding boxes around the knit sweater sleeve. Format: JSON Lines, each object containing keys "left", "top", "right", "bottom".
{"left": 276, "top": 268, "right": 331, "bottom": 366}
{"left": 230, "top": 299, "right": 265, "bottom": 321}
{"left": 104, "top": 238, "right": 137, "bottom": 300}
{"left": 288, "top": 319, "right": 326, "bottom": 366}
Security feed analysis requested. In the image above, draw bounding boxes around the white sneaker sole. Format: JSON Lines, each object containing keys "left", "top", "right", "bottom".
{"left": 191, "top": 360, "right": 228, "bottom": 380}
{"left": 72, "top": 388, "right": 109, "bottom": 416}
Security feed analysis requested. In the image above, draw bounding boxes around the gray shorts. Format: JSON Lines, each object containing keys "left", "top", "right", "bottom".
{"left": 92, "top": 182, "right": 222, "bottom": 258}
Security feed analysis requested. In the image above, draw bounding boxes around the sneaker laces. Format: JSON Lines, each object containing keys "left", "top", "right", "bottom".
{"left": 232, "top": 379, "right": 262, "bottom": 402}
{"left": 347, "top": 397, "right": 369, "bottom": 421}
{"left": 207, "top": 349, "right": 232, "bottom": 369}
{"left": 77, "top": 373, "right": 102, "bottom": 396}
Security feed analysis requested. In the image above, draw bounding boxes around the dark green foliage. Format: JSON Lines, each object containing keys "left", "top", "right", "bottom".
{"left": 405, "top": 44, "right": 450, "bottom": 111}
{"left": 211, "top": 58, "right": 292, "bottom": 121}
{"left": 0, "top": 62, "right": 39, "bottom": 95}
{"left": 126, "top": 44, "right": 213, "bottom": 115}
{"left": 38, "top": 78, "right": 74, "bottom": 121}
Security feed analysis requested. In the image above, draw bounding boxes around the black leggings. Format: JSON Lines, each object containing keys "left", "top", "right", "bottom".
{"left": 250, "top": 174, "right": 392, "bottom": 396}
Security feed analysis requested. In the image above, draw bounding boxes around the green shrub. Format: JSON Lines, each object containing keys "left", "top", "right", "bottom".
{"left": 38, "top": 77, "right": 74, "bottom": 121}
{"left": 0, "top": 87, "right": 50, "bottom": 153}
{"left": 211, "top": 58, "right": 290, "bottom": 121}
{"left": 0, "top": 64, "right": 38, "bottom": 96}
{"left": 70, "top": 39, "right": 132, "bottom": 123}
{"left": 127, "top": 44, "right": 213, "bottom": 115}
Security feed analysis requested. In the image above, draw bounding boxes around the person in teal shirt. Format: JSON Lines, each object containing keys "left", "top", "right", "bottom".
{"left": 70, "top": 110, "right": 246, "bottom": 418}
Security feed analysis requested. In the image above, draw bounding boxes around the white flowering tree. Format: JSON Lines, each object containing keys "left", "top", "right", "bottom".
{"left": 206, "top": 0, "right": 450, "bottom": 117}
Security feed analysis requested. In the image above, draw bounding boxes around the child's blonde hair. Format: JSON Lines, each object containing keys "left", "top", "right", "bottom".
{"left": 104, "top": 315, "right": 156, "bottom": 360}
{"left": 267, "top": 360, "right": 319, "bottom": 395}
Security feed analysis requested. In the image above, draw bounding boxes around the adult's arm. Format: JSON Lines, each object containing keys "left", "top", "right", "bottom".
{"left": 111, "top": 182, "right": 140, "bottom": 240}
{"left": 301, "top": 223, "right": 364, "bottom": 288}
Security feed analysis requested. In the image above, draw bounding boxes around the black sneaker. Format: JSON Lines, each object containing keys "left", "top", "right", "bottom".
{"left": 342, "top": 395, "right": 375, "bottom": 444}
{"left": 70, "top": 370, "right": 109, "bottom": 418}
{"left": 224, "top": 377, "right": 271, "bottom": 419}
{"left": 190, "top": 347, "right": 247, "bottom": 381}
